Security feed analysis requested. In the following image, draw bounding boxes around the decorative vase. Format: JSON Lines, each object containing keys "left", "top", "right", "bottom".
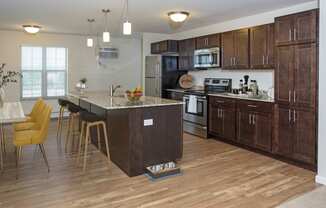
{"left": 0, "top": 88, "right": 5, "bottom": 108}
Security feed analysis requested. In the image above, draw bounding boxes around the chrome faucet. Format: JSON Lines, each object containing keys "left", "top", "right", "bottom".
{"left": 109, "top": 84, "right": 121, "bottom": 96}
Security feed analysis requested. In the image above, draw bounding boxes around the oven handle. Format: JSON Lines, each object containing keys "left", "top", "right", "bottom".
{"left": 183, "top": 95, "right": 207, "bottom": 100}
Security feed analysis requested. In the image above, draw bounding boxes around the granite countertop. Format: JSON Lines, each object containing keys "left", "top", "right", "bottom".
{"left": 208, "top": 93, "right": 275, "bottom": 103}
{"left": 68, "top": 91, "right": 184, "bottom": 110}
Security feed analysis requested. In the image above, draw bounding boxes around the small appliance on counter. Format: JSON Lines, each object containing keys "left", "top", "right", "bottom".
{"left": 183, "top": 78, "right": 232, "bottom": 138}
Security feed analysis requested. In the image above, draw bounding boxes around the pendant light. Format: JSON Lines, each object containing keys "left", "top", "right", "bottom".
{"left": 87, "top": 19, "right": 95, "bottom": 47}
{"left": 102, "top": 9, "right": 111, "bottom": 42}
{"left": 123, "top": 0, "right": 132, "bottom": 35}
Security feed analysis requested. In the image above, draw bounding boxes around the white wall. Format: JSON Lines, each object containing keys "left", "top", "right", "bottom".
{"left": 316, "top": 0, "right": 326, "bottom": 185}
{"left": 0, "top": 30, "right": 142, "bottom": 116}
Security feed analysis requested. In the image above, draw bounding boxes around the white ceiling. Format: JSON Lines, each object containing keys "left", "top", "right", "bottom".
{"left": 0, "top": 0, "right": 315, "bottom": 36}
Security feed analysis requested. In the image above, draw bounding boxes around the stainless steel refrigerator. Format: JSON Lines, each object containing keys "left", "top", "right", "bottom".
{"left": 145, "top": 55, "right": 185, "bottom": 98}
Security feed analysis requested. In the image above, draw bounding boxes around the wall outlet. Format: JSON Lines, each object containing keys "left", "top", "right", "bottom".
{"left": 144, "top": 119, "right": 154, "bottom": 126}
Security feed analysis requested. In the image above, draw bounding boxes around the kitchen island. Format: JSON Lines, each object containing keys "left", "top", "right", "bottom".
{"left": 68, "top": 91, "right": 184, "bottom": 177}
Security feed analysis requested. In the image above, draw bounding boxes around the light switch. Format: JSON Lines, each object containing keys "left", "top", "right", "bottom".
{"left": 144, "top": 119, "right": 154, "bottom": 126}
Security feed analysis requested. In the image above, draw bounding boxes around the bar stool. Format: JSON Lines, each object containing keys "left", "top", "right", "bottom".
{"left": 77, "top": 110, "right": 110, "bottom": 172}
{"left": 65, "top": 103, "right": 84, "bottom": 153}
{"left": 57, "top": 98, "right": 69, "bottom": 146}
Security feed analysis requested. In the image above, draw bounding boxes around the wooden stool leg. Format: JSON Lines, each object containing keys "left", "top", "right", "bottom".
{"left": 39, "top": 144, "right": 50, "bottom": 172}
{"left": 101, "top": 122, "right": 110, "bottom": 163}
{"left": 16, "top": 146, "right": 22, "bottom": 179}
{"left": 97, "top": 125, "right": 101, "bottom": 150}
{"left": 83, "top": 124, "right": 90, "bottom": 172}
{"left": 77, "top": 121, "right": 85, "bottom": 164}
{"left": 65, "top": 114, "right": 72, "bottom": 153}
{"left": 1, "top": 124, "right": 6, "bottom": 154}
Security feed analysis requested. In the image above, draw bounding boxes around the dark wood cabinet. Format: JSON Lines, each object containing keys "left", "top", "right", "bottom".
{"left": 250, "top": 24, "right": 274, "bottom": 69}
{"left": 255, "top": 112, "right": 273, "bottom": 152}
{"left": 237, "top": 110, "right": 255, "bottom": 146}
{"left": 178, "top": 38, "right": 196, "bottom": 71}
{"left": 274, "top": 106, "right": 316, "bottom": 165}
{"left": 151, "top": 40, "right": 178, "bottom": 54}
{"left": 208, "top": 97, "right": 236, "bottom": 141}
{"left": 196, "top": 34, "right": 220, "bottom": 49}
{"left": 275, "top": 9, "right": 318, "bottom": 46}
{"left": 275, "top": 44, "right": 317, "bottom": 108}
{"left": 221, "top": 29, "right": 250, "bottom": 69}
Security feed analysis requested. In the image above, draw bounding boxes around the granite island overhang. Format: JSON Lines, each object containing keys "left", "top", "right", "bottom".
{"left": 68, "top": 91, "right": 184, "bottom": 177}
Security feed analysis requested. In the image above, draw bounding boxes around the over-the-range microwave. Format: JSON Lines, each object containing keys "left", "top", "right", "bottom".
{"left": 194, "top": 47, "right": 220, "bottom": 68}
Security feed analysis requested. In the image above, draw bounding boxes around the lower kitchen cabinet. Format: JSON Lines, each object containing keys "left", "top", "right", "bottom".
{"left": 274, "top": 105, "right": 316, "bottom": 165}
{"left": 237, "top": 111, "right": 255, "bottom": 146}
{"left": 208, "top": 97, "right": 236, "bottom": 141}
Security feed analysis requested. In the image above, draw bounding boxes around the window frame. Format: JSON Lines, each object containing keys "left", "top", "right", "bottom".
{"left": 20, "top": 45, "right": 68, "bottom": 100}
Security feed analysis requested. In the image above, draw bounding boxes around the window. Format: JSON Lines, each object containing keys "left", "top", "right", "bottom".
{"left": 21, "top": 46, "right": 67, "bottom": 99}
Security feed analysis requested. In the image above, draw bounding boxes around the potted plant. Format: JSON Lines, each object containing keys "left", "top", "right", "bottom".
{"left": 0, "top": 63, "right": 21, "bottom": 107}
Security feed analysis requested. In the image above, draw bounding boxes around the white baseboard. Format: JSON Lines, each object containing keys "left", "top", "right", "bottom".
{"left": 315, "top": 175, "right": 326, "bottom": 185}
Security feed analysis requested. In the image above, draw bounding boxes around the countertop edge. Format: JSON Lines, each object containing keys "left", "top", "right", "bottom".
{"left": 208, "top": 93, "right": 275, "bottom": 103}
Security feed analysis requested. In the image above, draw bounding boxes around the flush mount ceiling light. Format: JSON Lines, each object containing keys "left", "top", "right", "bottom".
{"left": 102, "top": 9, "right": 111, "bottom": 42}
{"left": 87, "top": 19, "right": 95, "bottom": 47}
{"left": 168, "top": 11, "right": 189, "bottom": 23}
{"left": 22, "top": 25, "right": 41, "bottom": 34}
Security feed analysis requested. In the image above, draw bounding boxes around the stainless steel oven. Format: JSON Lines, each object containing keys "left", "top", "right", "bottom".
{"left": 183, "top": 95, "right": 207, "bottom": 138}
{"left": 194, "top": 47, "right": 220, "bottom": 68}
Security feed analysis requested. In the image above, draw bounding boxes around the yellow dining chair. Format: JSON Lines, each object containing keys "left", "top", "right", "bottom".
{"left": 13, "top": 99, "right": 46, "bottom": 131}
{"left": 13, "top": 104, "right": 52, "bottom": 178}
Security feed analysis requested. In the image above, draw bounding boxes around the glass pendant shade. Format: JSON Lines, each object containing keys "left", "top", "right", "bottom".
{"left": 87, "top": 38, "right": 93, "bottom": 47}
{"left": 103, "top": 31, "right": 110, "bottom": 42}
{"left": 123, "top": 21, "right": 132, "bottom": 35}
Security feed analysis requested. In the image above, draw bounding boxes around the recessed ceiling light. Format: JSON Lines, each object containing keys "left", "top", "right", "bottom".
{"left": 23, "top": 25, "right": 41, "bottom": 34}
{"left": 168, "top": 11, "right": 189, "bottom": 23}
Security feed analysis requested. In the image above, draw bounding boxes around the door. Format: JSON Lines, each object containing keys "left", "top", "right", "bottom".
{"left": 275, "top": 46, "right": 294, "bottom": 105}
{"left": 266, "top": 24, "right": 275, "bottom": 68}
{"left": 221, "top": 107, "right": 236, "bottom": 141}
{"left": 145, "top": 78, "right": 161, "bottom": 97}
{"left": 275, "top": 15, "right": 293, "bottom": 46}
{"left": 237, "top": 111, "right": 255, "bottom": 146}
{"left": 145, "top": 56, "right": 160, "bottom": 77}
{"left": 255, "top": 112, "right": 272, "bottom": 152}
{"left": 293, "top": 43, "right": 317, "bottom": 109}
{"left": 274, "top": 106, "right": 293, "bottom": 157}
{"left": 234, "top": 29, "right": 250, "bottom": 68}
{"left": 208, "top": 105, "right": 223, "bottom": 135}
{"left": 221, "top": 31, "right": 234, "bottom": 69}
{"left": 250, "top": 25, "right": 267, "bottom": 68}
{"left": 207, "top": 34, "right": 220, "bottom": 48}
{"left": 294, "top": 10, "right": 317, "bottom": 44}
{"left": 292, "top": 109, "right": 316, "bottom": 165}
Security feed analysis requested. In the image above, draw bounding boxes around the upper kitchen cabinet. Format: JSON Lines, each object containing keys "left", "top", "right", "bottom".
{"left": 151, "top": 40, "right": 178, "bottom": 54}
{"left": 221, "top": 29, "right": 250, "bottom": 69}
{"left": 275, "top": 44, "right": 317, "bottom": 109}
{"left": 250, "top": 24, "right": 275, "bottom": 69}
{"left": 178, "top": 38, "right": 196, "bottom": 71}
{"left": 275, "top": 9, "right": 318, "bottom": 46}
{"left": 196, "top": 34, "right": 220, "bottom": 49}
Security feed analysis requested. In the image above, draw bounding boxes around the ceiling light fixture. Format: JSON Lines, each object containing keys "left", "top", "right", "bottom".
{"left": 22, "top": 25, "right": 41, "bottom": 34}
{"left": 87, "top": 19, "right": 95, "bottom": 47}
{"left": 168, "top": 11, "right": 190, "bottom": 23}
{"left": 102, "top": 9, "right": 111, "bottom": 42}
{"left": 123, "top": 0, "right": 132, "bottom": 35}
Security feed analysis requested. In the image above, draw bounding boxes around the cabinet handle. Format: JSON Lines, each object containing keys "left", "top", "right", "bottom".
{"left": 294, "top": 90, "right": 296, "bottom": 103}
{"left": 293, "top": 110, "right": 296, "bottom": 123}
{"left": 294, "top": 28, "right": 297, "bottom": 41}
{"left": 289, "top": 29, "right": 292, "bottom": 41}
{"left": 288, "top": 109, "right": 292, "bottom": 123}
{"left": 247, "top": 105, "right": 257, "bottom": 108}
{"left": 249, "top": 114, "right": 252, "bottom": 124}
{"left": 233, "top": 57, "right": 236, "bottom": 66}
{"left": 217, "top": 108, "right": 220, "bottom": 118}
{"left": 289, "top": 90, "right": 291, "bottom": 102}
{"left": 266, "top": 55, "right": 269, "bottom": 64}
{"left": 230, "top": 58, "right": 233, "bottom": 66}
{"left": 263, "top": 56, "right": 265, "bottom": 65}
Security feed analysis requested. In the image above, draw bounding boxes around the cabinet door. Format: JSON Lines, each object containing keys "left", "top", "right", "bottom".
{"left": 221, "top": 108, "right": 236, "bottom": 141}
{"left": 186, "top": 38, "right": 196, "bottom": 70}
{"left": 293, "top": 44, "right": 317, "bottom": 109}
{"left": 151, "top": 43, "right": 160, "bottom": 54}
{"left": 237, "top": 111, "right": 255, "bottom": 146}
{"left": 250, "top": 25, "right": 267, "bottom": 69}
{"left": 196, "top": 36, "right": 208, "bottom": 49}
{"left": 207, "top": 34, "right": 220, "bottom": 48}
{"left": 275, "top": 46, "right": 294, "bottom": 105}
{"left": 275, "top": 15, "right": 293, "bottom": 46}
{"left": 209, "top": 105, "right": 223, "bottom": 135}
{"left": 178, "top": 40, "right": 187, "bottom": 70}
{"left": 159, "top": 41, "right": 168, "bottom": 53}
{"left": 292, "top": 109, "right": 316, "bottom": 165}
{"left": 274, "top": 106, "right": 293, "bottom": 157}
{"left": 266, "top": 24, "right": 275, "bottom": 68}
{"left": 221, "top": 31, "right": 235, "bottom": 69}
{"left": 255, "top": 112, "right": 272, "bottom": 152}
{"left": 294, "top": 10, "right": 317, "bottom": 44}
{"left": 234, "top": 29, "right": 250, "bottom": 68}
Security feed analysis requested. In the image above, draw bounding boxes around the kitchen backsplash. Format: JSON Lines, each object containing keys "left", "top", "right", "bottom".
{"left": 188, "top": 68, "right": 274, "bottom": 97}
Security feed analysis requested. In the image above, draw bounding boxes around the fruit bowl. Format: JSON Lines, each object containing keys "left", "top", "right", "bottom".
{"left": 126, "top": 87, "right": 143, "bottom": 102}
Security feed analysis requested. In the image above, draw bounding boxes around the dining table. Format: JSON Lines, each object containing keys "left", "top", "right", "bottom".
{"left": 0, "top": 102, "right": 26, "bottom": 170}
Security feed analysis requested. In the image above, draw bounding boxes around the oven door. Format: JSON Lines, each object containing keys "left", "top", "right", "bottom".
{"left": 183, "top": 95, "right": 207, "bottom": 126}
{"left": 194, "top": 48, "right": 220, "bottom": 68}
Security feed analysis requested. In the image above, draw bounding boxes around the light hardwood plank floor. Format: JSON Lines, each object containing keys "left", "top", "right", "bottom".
{"left": 0, "top": 120, "right": 317, "bottom": 208}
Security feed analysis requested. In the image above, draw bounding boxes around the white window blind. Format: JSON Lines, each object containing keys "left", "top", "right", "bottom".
{"left": 21, "top": 46, "right": 67, "bottom": 99}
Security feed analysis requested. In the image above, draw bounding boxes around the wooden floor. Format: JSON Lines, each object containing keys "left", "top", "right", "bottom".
{"left": 0, "top": 120, "right": 317, "bottom": 208}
